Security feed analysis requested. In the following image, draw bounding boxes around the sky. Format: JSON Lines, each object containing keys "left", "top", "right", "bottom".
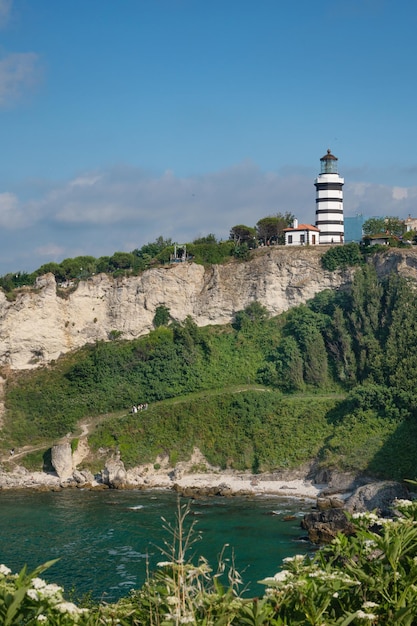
{"left": 1, "top": 0, "right": 417, "bottom": 274}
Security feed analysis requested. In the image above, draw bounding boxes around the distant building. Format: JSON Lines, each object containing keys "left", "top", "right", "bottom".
{"left": 363, "top": 233, "right": 396, "bottom": 246}
{"left": 344, "top": 215, "right": 367, "bottom": 243}
{"left": 404, "top": 216, "right": 417, "bottom": 232}
{"left": 283, "top": 219, "right": 320, "bottom": 246}
{"left": 315, "top": 149, "right": 344, "bottom": 244}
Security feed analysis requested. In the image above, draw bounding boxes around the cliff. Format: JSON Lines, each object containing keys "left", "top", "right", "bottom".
{"left": 1, "top": 246, "right": 416, "bottom": 372}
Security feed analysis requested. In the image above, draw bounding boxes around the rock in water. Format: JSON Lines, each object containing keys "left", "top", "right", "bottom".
{"left": 51, "top": 443, "right": 73, "bottom": 481}
{"left": 301, "top": 509, "right": 355, "bottom": 544}
{"left": 102, "top": 457, "right": 127, "bottom": 489}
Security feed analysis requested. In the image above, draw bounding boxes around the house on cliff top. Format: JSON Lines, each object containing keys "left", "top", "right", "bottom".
{"left": 283, "top": 220, "right": 320, "bottom": 246}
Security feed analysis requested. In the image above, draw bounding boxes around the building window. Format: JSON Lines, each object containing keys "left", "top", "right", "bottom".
{"left": 288, "top": 235, "right": 293, "bottom": 244}
{"left": 300, "top": 234, "right": 305, "bottom": 244}
{"left": 312, "top": 235, "right": 316, "bottom": 244}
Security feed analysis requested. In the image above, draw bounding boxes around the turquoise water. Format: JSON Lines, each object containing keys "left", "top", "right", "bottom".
{"left": 0, "top": 489, "right": 314, "bottom": 602}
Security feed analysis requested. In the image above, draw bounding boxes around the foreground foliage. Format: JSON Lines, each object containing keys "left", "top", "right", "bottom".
{"left": 3, "top": 499, "right": 417, "bottom": 625}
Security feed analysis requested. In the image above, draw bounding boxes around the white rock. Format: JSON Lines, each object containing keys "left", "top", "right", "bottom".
{"left": 0, "top": 249, "right": 353, "bottom": 370}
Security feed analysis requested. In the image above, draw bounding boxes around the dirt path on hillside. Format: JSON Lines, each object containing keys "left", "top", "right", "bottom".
{"left": 0, "top": 409, "right": 126, "bottom": 465}
{"left": 0, "top": 386, "right": 345, "bottom": 465}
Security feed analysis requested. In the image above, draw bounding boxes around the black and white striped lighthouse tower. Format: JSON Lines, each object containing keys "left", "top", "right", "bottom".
{"left": 315, "top": 149, "right": 344, "bottom": 244}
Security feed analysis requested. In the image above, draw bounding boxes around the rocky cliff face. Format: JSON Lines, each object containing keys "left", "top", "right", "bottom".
{"left": 1, "top": 246, "right": 416, "bottom": 371}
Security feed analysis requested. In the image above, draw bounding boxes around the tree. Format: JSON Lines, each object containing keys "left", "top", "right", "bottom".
{"left": 35, "top": 262, "right": 64, "bottom": 279}
{"left": 362, "top": 217, "right": 386, "bottom": 236}
{"left": 274, "top": 336, "right": 304, "bottom": 391}
{"left": 233, "top": 302, "right": 269, "bottom": 331}
{"left": 229, "top": 224, "right": 257, "bottom": 246}
{"left": 153, "top": 305, "right": 171, "bottom": 328}
{"left": 192, "top": 234, "right": 217, "bottom": 244}
{"left": 402, "top": 229, "right": 416, "bottom": 242}
{"left": 132, "top": 236, "right": 172, "bottom": 260}
{"left": 109, "top": 252, "right": 135, "bottom": 270}
{"left": 362, "top": 216, "right": 406, "bottom": 237}
{"left": 96, "top": 256, "right": 112, "bottom": 273}
{"left": 256, "top": 212, "right": 294, "bottom": 245}
{"left": 57, "top": 256, "right": 98, "bottom": 280}
{"left": 385, "top": 216, "right": 406, "bottom": 237}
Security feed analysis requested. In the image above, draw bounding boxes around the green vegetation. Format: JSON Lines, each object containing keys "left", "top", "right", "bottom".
{"left": 4, "top": 265, "right": 417, "bottom": 480}
{"left": 321, "top": 242, "right": 363, "bottom": 271}
{"left": 88, "top": 392, "right": 336, "bottom": 471}
{"left": 0, "top": 213, "right": 298, "bottom": 295}
{"left": 363, "top": 215, "right": 406, "bottom": 237}
{"left": 4, "top": 499, "right": 417, "bottom": 624}
{"left": 255, "top": 211, "right": 295, "bottom": 244}
{"left": 2, "top": 310, "right": 279, "bottom": 447}
{"left": 153, "top": 304, "right": 171, "bottom": 328}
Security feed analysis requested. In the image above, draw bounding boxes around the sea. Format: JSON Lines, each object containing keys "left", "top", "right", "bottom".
{"left": 0, "top": 489, "right": 316, "bottom": 602}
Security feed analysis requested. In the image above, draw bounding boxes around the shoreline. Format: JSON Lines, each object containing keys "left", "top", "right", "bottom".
{"left": 0, "top": 463, "right": 327, "bottom": 500}
{"left": 0, "top": 447, "right": 335, "bottom": 499}
{"left": 167, "top": 472, "right": 324, "bottom": 500}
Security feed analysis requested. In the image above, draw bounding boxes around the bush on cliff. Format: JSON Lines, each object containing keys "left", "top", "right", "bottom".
{"left": 320, "top": 241, "right": 363, "bottom": 271}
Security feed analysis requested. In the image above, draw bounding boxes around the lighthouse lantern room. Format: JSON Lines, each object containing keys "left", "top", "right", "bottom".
{"left": 315, "top": 149, "right": 344, "bottom": 244}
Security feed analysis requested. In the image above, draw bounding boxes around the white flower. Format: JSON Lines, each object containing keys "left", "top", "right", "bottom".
{"left": 273, "top": 570, "right": 291, "bottom": 581}
{"left": 39, "top": 583, "right": 62, "bottom": 599}
{"left": 27, "top": 588, "right": 40, "bottom": 601}
{"left": 56, "top": 601, "right": 87, "bottom": 615}
{"left": 166, "top": 596, "right": 179, "bottom": 606}
{"left": 352, "top": 512, "right": 379, "bottom": 523}
{"left": 282, "top": 554, "right": 305, "bottom": 563}
{"left": 37, "top": 616, "right": 47, "bottom": 623}
{"left": 356, "top": 609, "right": 377, "bottom": 620}
{"left": 157, "top": 561, "right": 173, "bottom": 567}
{"left": 0, "top": 564, "right": 11, "bottom": 576}
{"left": 395, "top": 499, "right": 413, "bottom": 507}
{"left": 32, "top": 577, "right": 47, "bottom": 589}
{"left": 362, "top": 601, "right": 379, "bottom": 608}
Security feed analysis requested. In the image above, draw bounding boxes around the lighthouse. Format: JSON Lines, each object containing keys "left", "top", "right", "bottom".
{"left": 315, "top": 149, "right": 344, "bottom": 244}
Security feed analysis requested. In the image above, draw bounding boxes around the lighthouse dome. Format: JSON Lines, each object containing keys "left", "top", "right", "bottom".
{"left": 320, "top": 149, "right": 338, "bottom": 174}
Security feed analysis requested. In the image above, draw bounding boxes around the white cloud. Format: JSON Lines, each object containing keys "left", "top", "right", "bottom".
{"left": 345, "top": 181, "right": 417, "bottom": 218}
{"left": 0, "top": 52, "right": 42, "bottom": 107}
{"left": 2, "top": 162, "right": 417, "bottom": 274}
{"left": 69, "top": 175, "right": 102, "bottom": 188}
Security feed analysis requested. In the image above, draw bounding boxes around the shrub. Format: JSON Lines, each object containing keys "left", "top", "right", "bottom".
{"left": 153, "top": 305, "right": 171, "bottom": 328}
{"left": 321, "top": 242, "right": 363, "bottom": 271}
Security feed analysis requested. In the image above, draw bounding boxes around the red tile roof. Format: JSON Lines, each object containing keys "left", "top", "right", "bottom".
{"left": 283, "top": 224, "right": 320, "bottom": 232}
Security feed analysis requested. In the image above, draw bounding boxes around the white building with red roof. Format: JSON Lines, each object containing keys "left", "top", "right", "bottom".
{"left": 283, "top": 219, "right": 320, "bottom": 246}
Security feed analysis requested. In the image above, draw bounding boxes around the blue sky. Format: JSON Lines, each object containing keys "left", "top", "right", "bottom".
{"left": 1, "top": 0, "right": 417, "bottom": 273}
